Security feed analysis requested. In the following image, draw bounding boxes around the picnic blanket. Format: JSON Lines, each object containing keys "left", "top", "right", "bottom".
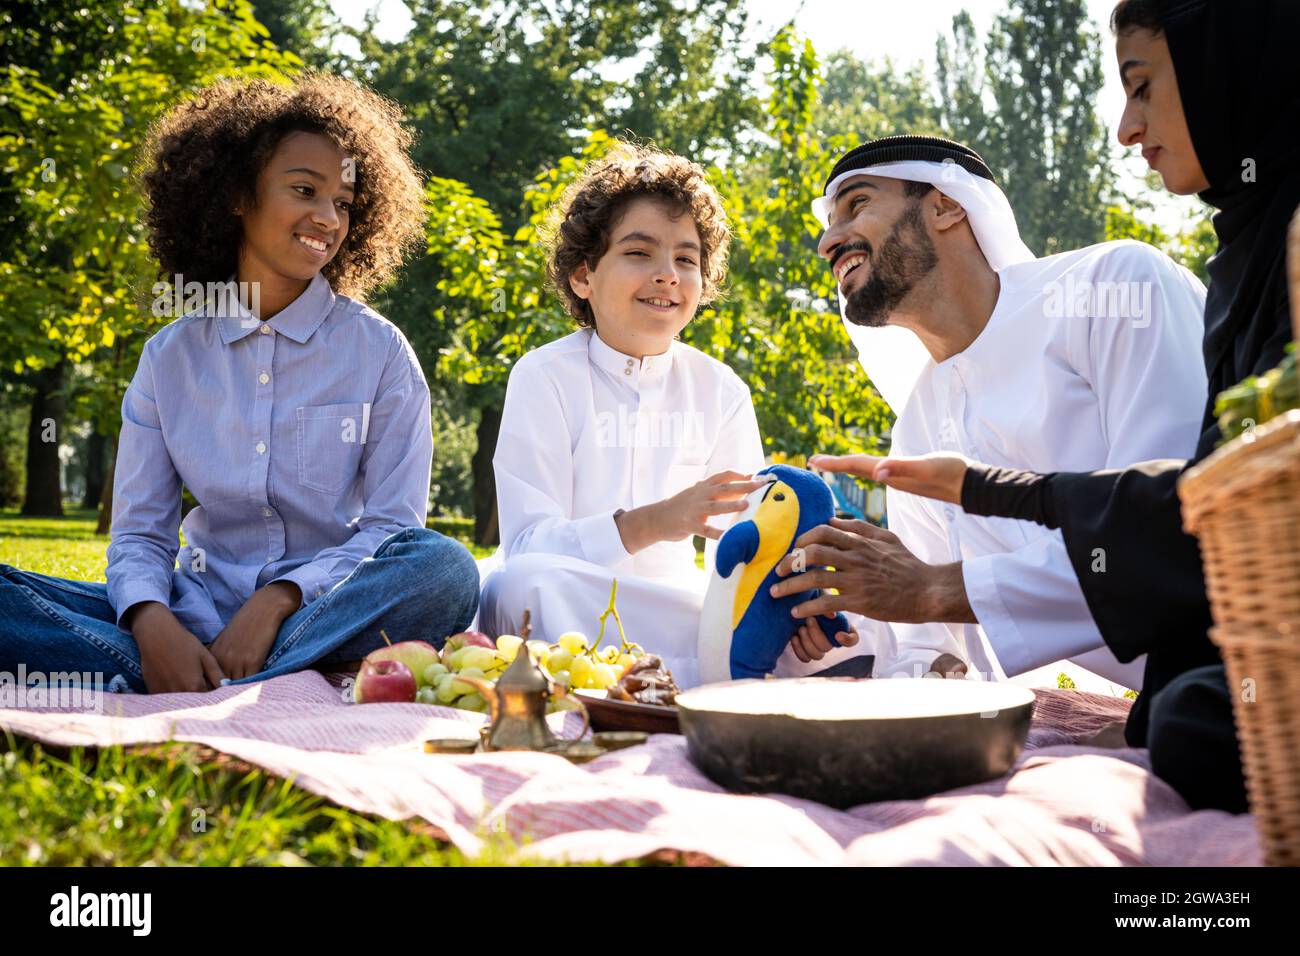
{"left": 0, "top": 671, "right": 1261, "bottom": 866}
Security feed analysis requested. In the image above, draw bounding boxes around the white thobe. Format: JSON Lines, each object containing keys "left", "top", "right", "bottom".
{"left": 780, "top": 240, "right": 1208, "bottom": 688}
{"left": 479, "top": 328, "right": 765, "bottom": 688}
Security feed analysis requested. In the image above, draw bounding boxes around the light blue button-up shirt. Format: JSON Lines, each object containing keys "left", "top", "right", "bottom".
{"left": 105, "top": 272, "right": 433, "bottom": 642}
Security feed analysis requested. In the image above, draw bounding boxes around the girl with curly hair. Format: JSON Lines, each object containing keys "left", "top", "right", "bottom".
{"left": 479, "top": 143, "right": 772, "bottom": 689}
{"left": 0, "top": 72, "right": 479, "bottom": 694}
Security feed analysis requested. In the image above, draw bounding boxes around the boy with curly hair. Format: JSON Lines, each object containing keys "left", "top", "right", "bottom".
{"left": 479, "top": 143, "right": 770, "bottom": 689}
{"left": 0, "top": 72, "right": 480, "bottom": 693}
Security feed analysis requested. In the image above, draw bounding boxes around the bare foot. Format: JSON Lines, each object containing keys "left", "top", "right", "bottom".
{"left": 1074, "top": 720, "right": 1130, "bottom": 748}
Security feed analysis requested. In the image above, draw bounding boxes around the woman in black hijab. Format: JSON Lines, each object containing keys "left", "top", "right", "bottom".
{"left": 814, "top": 0, "right": 1299, "bottom": 814}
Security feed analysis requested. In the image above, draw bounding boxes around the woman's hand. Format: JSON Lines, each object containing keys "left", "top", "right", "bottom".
{"left": 616, "top": 471, "right": 769, "bottom": 553}
{"left": 209, "top": 581, "right": 302, "bottom": 680}
{"left": 130, "top": 602, "right": 227, "bottom": 693}
{"left": 809, "top": 452, "right": 971, "bottom": 505}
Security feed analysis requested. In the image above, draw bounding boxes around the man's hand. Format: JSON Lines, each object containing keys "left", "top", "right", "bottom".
{"left": 130, "top": 602, "right": 227, "bottom": 693}
{"left": 209, "top": 581, "right": 302, "bottom": 680}
{"left": 770, "top": 517, "right": 977, "bottom": 624}
{"left": 616, "top": 471, "right": 769, "bottom": 553}
{"left": 809, "top": 452, "right": 970, "bottom": 505}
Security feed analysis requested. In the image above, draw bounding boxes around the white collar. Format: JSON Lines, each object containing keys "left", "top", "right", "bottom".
{"left": 586, "top": 328, "right": 676, "bottom": 387}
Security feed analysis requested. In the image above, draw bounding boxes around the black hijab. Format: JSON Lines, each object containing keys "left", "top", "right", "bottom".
{"left": 1049, "top": 0, "right": 1299, "bottom": 745}
{"left": 1171, "top": 0, "right": 1300, "bottom": 454}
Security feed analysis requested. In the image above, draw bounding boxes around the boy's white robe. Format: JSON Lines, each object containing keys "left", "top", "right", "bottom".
{"left": 478, "top": 328, "right": 765, "bottom": 689}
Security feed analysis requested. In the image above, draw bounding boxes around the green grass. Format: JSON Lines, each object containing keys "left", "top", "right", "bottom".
{"left": 0, "top": 734, "right": 544, "bottom": 866}
{"left": 0, "top": 508, "right": 633, "bottom": 867}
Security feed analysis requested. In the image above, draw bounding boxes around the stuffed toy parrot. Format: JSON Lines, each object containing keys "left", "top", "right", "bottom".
{"left": 697, "top": 464, "right": 853, "bottom": 683}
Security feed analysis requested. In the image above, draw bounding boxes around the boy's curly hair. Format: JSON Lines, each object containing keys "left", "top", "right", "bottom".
{"left": 139, "top": 71, "right": 425, "bottom": 301}
{"left": 544, "top": 143, "right": 731, "bottom": 328}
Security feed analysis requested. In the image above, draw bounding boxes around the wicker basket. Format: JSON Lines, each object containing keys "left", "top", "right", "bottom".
{"left": 1177, "top": 205, "right": 1300, "bottom": 865}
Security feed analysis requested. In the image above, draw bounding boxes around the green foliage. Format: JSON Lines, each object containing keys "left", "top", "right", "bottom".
{"left": 433, "top": 131, "right": 613, "bottom": 399}
{"left": 937, "top": 0, "right": 1112, "bottom": 256}
{"left": 247, "top": 0, "right": 345, "bottom": 70}
{"left": 1, "top": 0, "right": 1180, "bottom": 526}
{"left": 0, "top": 0, "right": 301, "bottom": 436}
{"left": 1166, "top": 214, "right": 1217, "bottom": 283}
{"left": 428, "top": 401, "right": 479, "bottom": 517}
{"left": 0, "top": 734, "right": 632, "bottom": 865}
{"left": 1104, "top": 203, "right": 1170, "bottom": 248}
{"left": 356, "top": 1, "right": 769, "bottom": 525}
{"left": 706, "top": 28, "right": 891, "bottom": 455}
{"left": 426, "top": 514, "right": 475, "bottom": 539}
{"left": 1057, "top": 672, "right": 1077, "bottom": 690}
{"left": 430, "top": 32, "right": 893, "bottom": 469}
{"left": 609, "top": 1, "right": 763, "bottom": 163}
{"left": 814, "top": 51, "right": 946, "bottom": 143}
{"left": 0, "top": 397, "right": 25, "bottom": 508}
{"left": 354, "top": 0, "right": 760, "bottom": 231}
{"left": 1105, "top": 203, "right": 1218, "bottom": 283}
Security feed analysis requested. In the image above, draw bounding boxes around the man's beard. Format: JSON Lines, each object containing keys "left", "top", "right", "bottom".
{"left": 842, "top": 199, "right": 938, "bottom": 328}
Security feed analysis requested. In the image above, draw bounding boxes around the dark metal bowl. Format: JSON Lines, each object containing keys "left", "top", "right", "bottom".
{"left": 677, "top": 678, "right": 1035, "bottom": 808}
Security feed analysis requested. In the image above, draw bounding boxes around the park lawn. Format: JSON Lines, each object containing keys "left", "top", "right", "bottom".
{"left": 0, "top": 509, "right": 612, "bottom": 867}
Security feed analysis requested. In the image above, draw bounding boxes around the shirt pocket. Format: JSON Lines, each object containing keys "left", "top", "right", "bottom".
{"left": 296, "top": 403, "right": 367, "bottom": 494}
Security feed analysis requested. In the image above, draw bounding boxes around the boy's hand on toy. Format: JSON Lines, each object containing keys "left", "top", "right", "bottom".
{"left": 681, "top": 470, "right": 769, "bottom": 538}
{"left": 790, "top": 613, "right": 860, "bottom": 663}
{"left": 209, "top": 581, "right": 302, "bottom": 680}
{"left": 674, "top": 471, "right": 770, "bottom": 540}
{"left": 620, "top": 471, "right": 768, "bottom": 551}
{"left": 130, "top": 601, "right": 227, "bottom": 693}
{"left": 770, "top": 517, "right": 978, "bottom": 625}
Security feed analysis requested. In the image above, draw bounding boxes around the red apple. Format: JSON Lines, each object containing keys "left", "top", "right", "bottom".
{"left": 354, "top": 659, "right": 417, "bottom": 703}
{"left": 363, "top": 640, "right": 442, "bottom": 687}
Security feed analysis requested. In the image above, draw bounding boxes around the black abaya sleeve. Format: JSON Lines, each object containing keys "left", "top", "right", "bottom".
{"left": 960, "top": 464, "right": 1058, "bottom": 527}
{"left": 959, "top": 454, "right": 1221, "bottom": 746}
{"left": 960, "top": 458, "right": 1215, "bottom": 660}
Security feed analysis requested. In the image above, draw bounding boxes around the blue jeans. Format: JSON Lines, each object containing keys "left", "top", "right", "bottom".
{"left": 0, "top": 528, "right": 480, "bottom": 693}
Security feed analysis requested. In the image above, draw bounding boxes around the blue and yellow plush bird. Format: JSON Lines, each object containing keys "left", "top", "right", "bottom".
{"left": 697, "top": 464, "right": 853, "bottom": 683}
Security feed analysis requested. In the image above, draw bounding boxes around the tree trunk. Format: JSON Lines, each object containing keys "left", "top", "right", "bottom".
{"left": 95, "top": 440, "right": 116, "bottom": 535}
{"left": 21, "top": 361, "right": 65, "bottom": 516}
{"left": 472, "top": 402, "right": 501, "bottom": 547}
{"left": 82, "top": 428, "right": 106, "bottom": 510}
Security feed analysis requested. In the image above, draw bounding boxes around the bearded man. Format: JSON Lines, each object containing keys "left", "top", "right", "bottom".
{"left": 773, "top": 135, "right": 1207, "bottom": 697}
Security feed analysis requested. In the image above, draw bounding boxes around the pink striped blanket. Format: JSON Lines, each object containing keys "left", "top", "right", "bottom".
{"left": 0, "top": 671, "right": 1260, "bottom": 865}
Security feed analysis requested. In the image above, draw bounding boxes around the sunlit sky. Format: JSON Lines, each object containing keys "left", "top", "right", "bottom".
{"left": 328, "top": 0, "right": 1204, "bottom": 232}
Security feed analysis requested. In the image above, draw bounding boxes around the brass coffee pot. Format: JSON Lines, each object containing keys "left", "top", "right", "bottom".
{"left": 454, "top": 645, "right": 589, "bottom": 752}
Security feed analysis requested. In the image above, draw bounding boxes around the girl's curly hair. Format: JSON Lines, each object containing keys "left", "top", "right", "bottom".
{"left": 544, "top": 143, "right": 731, "bottom": 328}
{"left": 139, "top": 71, "right": 425, "bottom": 301}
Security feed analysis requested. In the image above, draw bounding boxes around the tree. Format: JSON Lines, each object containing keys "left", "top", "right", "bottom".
{"left": 247, "top": 0, "right": 343, "bottom": 69}
{"left": 1105, "top": 201, "right": 1218, "bottom": 284}
{"left": 814, "top": 50, "right": 945, "bottom": 144}
{"left": 937, "top": 0, "right": 1112, "bottom": 256}
{"left": 707, "top": 29, "right": 893, "bottom": 459}
{"left": 353, "top": 0, "right": 764, "bottom": 541}
{"left": 428, "top": 29, "right": 895, "bottom": 546}
{"left": 0, "top": 0, "right": 301, "bottom": 519}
